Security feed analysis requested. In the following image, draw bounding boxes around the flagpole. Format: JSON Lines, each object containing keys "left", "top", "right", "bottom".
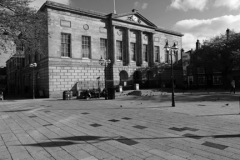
{"left": 113, "top": 0, "right": 116, "bottom": 14}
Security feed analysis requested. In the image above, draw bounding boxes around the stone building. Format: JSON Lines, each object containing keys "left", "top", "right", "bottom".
{"left": 8, "top": 1, "right": 184, "bottom": 98}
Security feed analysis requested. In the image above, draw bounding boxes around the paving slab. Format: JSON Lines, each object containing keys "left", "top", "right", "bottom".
{"left": 0, "top": 90, "right": 240, "bottom": 160}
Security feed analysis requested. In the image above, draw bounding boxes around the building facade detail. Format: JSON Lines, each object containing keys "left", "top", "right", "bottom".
{"left": 6, "top": 1, "right": 183, "bottom": 98}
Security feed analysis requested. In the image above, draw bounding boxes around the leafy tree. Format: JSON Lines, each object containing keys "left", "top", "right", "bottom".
{"left": 0, "top": 0, "right": 48, "bottom": 57}
{"left": 194, "top": 31, "right": 240, "bottom": 87}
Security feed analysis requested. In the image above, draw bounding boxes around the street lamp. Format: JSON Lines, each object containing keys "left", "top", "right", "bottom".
{"left": 99, "top": 56, "right": 111, "bottom": 100}
{"left": 29, "top": 63, "right": 37, "bottom": 99}
{"left": 164, "top": 40, "right": 178, "bottom": 107}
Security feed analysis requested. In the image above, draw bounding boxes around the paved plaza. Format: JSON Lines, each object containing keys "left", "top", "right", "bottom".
{"left": 0, "top": 90, "right": 240, "bottom": 160}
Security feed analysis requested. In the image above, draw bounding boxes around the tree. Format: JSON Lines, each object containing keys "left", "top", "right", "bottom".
{"left": 0, "top": 0, "right": 48, "bottom": 57}
{"left": 194, "top": 30, "right": 240, "bottom": 87}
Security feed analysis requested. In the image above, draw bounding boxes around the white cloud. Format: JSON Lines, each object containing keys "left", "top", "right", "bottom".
{"left": 214, "top": 0, "right": 240, "bottom": 10}
{"left": 142, "top": 3, "right": 148, "bottom": 9}
{"left": 173, "top": 14, "right": 240, "bottom": 50}
{"left": 30, "top": 0, "right": 71, "bottom": 9}
{"left": 169, "top": 0, "right": 209, "bottom": 11}
{"left": 134, "top": 1, "right": 148, "bottom": 10}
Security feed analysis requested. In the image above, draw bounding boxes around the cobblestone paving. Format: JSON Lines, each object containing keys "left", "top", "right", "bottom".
{"left": 0, "top": 90, "right": 240, "bottom": 160}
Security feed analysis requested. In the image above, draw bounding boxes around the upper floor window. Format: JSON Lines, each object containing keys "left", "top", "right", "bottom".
{"left": 61, "top": 33, "right": 71, "bottom": 57}
{"left": 82, "top": 36, "right": 91, "bottom": 58}
{"left": 174, "top": 51, "right": 178, "bottom": 63}
{"left": 116, "top": 41, "right": 122, "bottom": 61}
{"left": 154, "top": 46, "right": 159, "bottom": 62}
{"left": 143, "top": 44, "right": 148, "bottom": 62}
{"left": 197, "top": 67, "right": 205, "bottom": 74}
{"left": 165, "top": 50, "right": 169, "bottom": 63}
{"left": 130, "top": 43, "right": 136, "bottom": 61}
{"left": 28, "top": 54, "right": 31, "bottom": 64}
{"left": 100, "top": 38, "right": 107, "bottom": 59}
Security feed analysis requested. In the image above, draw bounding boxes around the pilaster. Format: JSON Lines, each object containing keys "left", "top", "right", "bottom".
{"left": 126, "top": 28, "right": 130, "bottom": 66}
{"left": 137, "top": 30, "right": 143, "bottom": 66}
{"left": 149, "top": 33, "right": 154, "bottom": 67}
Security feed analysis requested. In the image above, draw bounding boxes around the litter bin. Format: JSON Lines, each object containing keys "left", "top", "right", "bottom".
{"left": 107, "top": 88, "right": 115, "bottom": 100}
{"left": 63, "top": 90, "right": 71, "bottom": 100}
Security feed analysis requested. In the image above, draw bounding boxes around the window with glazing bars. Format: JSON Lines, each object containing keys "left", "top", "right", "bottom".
{"left": 165, "top": 50, "right": 169, "bottom": 63}
{"left": 143, "top": 44, "right": 148, "bottom": 62}
{"left": 116, "top": 41, "right": 122, "bottom": 60}
{"left": 100, "top": 38, "right": 107, "bottom": 59}
{"left": 154, "top": 46, "right": 159, "bottom": 62}
{"left": 82, "top": 36, "right": 91, "bottom": 58}
{"left": 61, "top": 33, "right": 71, "bottom": 57}
{"left": 130, "top": 43, "right": 136, "bottom": 61}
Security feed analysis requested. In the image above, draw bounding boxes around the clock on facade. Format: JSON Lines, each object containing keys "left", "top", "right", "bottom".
{"left": 127, "top": 15, "right": 141, "bottom": 24}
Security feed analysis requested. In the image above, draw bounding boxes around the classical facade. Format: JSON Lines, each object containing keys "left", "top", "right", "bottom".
{"left": 8, "top": 1, "right": 183, "bottom": 98}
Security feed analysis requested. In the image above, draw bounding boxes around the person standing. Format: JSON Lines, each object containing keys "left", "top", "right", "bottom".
{"left": 230, "top": 80, "right": 235, "bottom": 94}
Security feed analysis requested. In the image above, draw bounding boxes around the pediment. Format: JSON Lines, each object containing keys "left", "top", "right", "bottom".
{"left": 113, "top": 12, "right": 157, "bottom": 28}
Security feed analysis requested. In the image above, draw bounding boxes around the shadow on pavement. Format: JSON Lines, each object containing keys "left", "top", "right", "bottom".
{"left": 1, "top": 109, "right": 33, "bottom": 112}
{"left": 19, "top": 141, "right": 76, "bottom": 147}
{"left": 196, "top": 113, "right": 240, "bottom": 117}
{"left": 116, "top": 93, "right": 239, "bottom": 103}
{"left": 16, "top": 133, "right": 240, "bottom": 147}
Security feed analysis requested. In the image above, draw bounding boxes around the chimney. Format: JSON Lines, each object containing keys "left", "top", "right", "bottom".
{"left": 196, "top": 39, "right": 201, "bottom": 50}
{"left": 226, "top": 28, "right": 230, "bottom": 40}
{"left": 132, "top": 9, "right": 138, "bottom": 13}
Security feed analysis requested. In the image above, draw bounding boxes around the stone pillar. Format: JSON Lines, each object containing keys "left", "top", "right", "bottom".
{"left": 124, "top": 28, "right": 130, "bottom": 66}
{"left": 137, "top": 30, "right": 143, "bottom": 66}
{"left": 111, "top": 25, "right": 116, "bottom": 65}
{"left": 149, "top": 33, "right": 154, "bottom": 67}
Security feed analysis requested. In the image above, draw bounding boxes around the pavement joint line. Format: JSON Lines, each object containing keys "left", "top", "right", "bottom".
{"left": 1, "top": 91, "right": 240, "bottom": 159}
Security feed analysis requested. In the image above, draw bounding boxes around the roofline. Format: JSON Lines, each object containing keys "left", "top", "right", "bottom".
{"left": 39, "top": 1, "right": 184, "bottom": 37}
{"left": 112, "top": 18, "right": 156, "bottom": 30}
{"left": 155, "top": 28, "right": 184, "bottom": 37}
{"left": 40, "top": 1, "right": 108, "bottom": 19}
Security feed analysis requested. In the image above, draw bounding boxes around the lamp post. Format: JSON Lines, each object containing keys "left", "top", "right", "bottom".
{"left": 29, "top": 63, "right": 37, "bottom": 99}
{"left": 164, "top": 40, "right": 178, "bottom": 107}
{"left": 99, "top": 56, "right": 111, "bottom": 100}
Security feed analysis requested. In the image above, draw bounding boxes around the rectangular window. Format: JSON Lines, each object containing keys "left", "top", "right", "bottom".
{"left": 165, "top": 50, "right": 169, "bottom": 63}
{"left": 154, "top": 46, "right": 159, "bottom": 62}
{"left": 100, "top": 38, "right": 107, "bottom": 59}
{"left": 197, "top": 67, "right": 205, "bottom": 74}
{"left": 116, "top": 41, "right": 122, "bottom": 60}
{"left": 82, "top": 36, "right": 91, "bottom": 58}
{"left": 130, "top": 43, "right": 135, "bottom": 61}
{"left": 213, "top": 75, "right": 222, "bottom": 85}
{"left": 61, "top": 33, "right": 71, "bottom": 57}
{"left": 174, "top": 51, "right": 178, "bottom": 63}
{"left": 143, "top": 44, "right": 148, "bottom": 62}
{"left": 198, "top": 75, "right": 206, "bottom": 85}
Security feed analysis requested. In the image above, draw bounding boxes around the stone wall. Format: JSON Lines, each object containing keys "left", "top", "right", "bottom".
{"left": 45, "top": 7, "right": 183, "bottom": 98}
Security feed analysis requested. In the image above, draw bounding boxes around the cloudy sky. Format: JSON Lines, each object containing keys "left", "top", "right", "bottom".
{"left": 30, "top": 0, "right": 240, "bottom": 51}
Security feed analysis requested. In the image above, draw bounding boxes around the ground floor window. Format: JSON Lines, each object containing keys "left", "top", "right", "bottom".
{"left": 213, "top": 75, "right": 222, "bottom": 85}
{"left": 198, "top": 75, "right": 206, "bottom": 85}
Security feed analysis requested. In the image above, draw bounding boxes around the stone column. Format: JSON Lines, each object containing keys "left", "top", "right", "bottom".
{"left": 149, "top": 33, "right": 154, "bottom": 67}
{"left": 137, "top": 30, "right": 143, "bottom": 66}
{"left": 126, "top": 28, "right": 130, "bottom": 66}
{"left": 123, "top": 28, "right": 130, "bottom": 66}
{"left": 111, "top": 25, "right": 116, "bottom": 65}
